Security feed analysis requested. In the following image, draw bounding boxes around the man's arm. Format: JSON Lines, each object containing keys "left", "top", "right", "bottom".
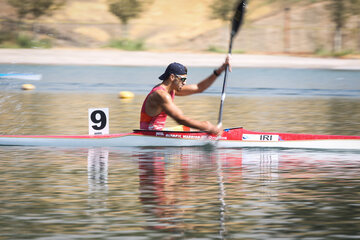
{"left": 176, "top": 56, "right": 230, "bottom": 96}
{"left": 158, "top": 91, "right": 221, "bottom": 135}
{"left": 176, "top": 73, "right": 217, "bottom": 96}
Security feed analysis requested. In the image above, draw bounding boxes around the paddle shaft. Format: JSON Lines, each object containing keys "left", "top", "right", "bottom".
{"left": 217, "top": 0, "right": 246, "bottom": 127}
{"left": 217, "top": 40, "right": 233, "bottom": 127}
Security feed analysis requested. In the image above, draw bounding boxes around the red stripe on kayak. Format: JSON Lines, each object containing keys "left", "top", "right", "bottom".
{"left": 1, "top": 128, "right": 360, "bottom": 141}
{"left": 241, "top": 129, "right": 360, "bottom": 140}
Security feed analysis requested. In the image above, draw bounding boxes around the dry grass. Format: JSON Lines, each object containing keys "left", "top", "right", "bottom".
{"left": 0, "top": 0, "right": 278, "bottom": 48}
{"left": 74, "top": 26, "right": 110, "bottom": 42}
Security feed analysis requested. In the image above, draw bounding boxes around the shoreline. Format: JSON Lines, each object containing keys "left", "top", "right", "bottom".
{"left": 0, "top": 48, "right": 360, "bottom": 70}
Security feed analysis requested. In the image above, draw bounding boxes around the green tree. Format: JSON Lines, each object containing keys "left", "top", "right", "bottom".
{"left": 209, "top": 0, "right": 238, "bottom": 22}
{"left": 309, "top": 0, "right": 360, "bottom": 52}
{"left": 272, "top": 0, "right": 360, "bottom": 52}
{"left": 7, "top": 0, "right": 66, "bottom": 40}
{"left": 349, "top": 0, "right": 360, "bottom": 51}
{"left": 108, "top": 0, "right": 144, "bottom": 37}
{"left": 7, "top": 0, "right": 65, "bottom": 20}
{"left": 326, "top": 0, "right": 349, "bottom": 52}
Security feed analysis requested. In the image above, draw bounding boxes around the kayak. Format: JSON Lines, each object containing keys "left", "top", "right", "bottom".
{"left": 0, "top": 73, "right": 42, "bottom": 81}
{"left": 0, "top": 127, "right": 360, "bottom": 150}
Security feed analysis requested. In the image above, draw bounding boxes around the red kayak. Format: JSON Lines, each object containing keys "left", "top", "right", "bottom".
{"left": 0, "top": 127, "right": 359, "bottom": 150}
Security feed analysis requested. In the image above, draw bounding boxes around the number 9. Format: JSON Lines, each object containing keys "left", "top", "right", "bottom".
{"left": 91, "top": 110, "right": 107, "bottom": 130}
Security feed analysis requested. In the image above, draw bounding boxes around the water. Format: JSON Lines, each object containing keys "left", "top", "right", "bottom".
{"left": 1, "top": 64, "right": 360, "bottom": 97}
{"left": 1, "top": 147, "right": 360, "bottom": 239}
{"left": 1, "top": 64, "right": 360, "bottom": 239}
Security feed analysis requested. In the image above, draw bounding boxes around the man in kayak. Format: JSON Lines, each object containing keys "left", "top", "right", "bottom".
{"left": 140, "top": 56, "right": 230, "bottom": 135}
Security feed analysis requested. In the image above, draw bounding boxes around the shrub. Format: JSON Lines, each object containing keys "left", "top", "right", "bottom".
{"left": 314, "top": 47, "right": 354, "bottom": 57}
{"left": 207, "top": 45, "right": 225, "bottom": 53}
{"left": 207, "top": 45, "right": 245, "bottom": 54}
{"left": 16, "top": 34, "right": 33, "bottom": 48}
{"left": 107, "top": 38, "right": 145, "bottom": 51}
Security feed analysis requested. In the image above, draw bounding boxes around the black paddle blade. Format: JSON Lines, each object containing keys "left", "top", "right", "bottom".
{"left": 231, "top": 0, "right": 247, "bottom": 38}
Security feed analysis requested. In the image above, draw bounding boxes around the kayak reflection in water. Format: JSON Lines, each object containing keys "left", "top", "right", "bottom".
{"left": 140, "top": 56, "right": 231, "bottom": 135}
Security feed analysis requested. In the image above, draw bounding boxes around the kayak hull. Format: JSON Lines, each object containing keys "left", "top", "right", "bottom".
{"left": 0, "top": 128, "right": 360, "bottom": 150}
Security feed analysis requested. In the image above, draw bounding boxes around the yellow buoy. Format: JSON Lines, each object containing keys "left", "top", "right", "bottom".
{"left": 118, "top": 91, "right": 134, "bottom": 99}
{"left": 21, "top": 84, "right": 36, "bottom": 90}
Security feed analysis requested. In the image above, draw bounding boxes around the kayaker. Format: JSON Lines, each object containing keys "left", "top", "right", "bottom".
{"left": 140, "top": 56, "right": 230, "bottom": 135}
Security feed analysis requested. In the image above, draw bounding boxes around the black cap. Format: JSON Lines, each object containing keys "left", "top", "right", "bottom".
{"left": 159, "top": 62, "right": 187, "bottom": 80}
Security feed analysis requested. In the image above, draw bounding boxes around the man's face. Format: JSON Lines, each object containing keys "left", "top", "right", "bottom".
{"left": 174, "top": 74, "right": 187, "bottom": 91}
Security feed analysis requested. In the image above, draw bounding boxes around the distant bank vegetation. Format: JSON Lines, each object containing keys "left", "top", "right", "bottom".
{"left": 0, "top": 0, "right": 359, "bottom": 56}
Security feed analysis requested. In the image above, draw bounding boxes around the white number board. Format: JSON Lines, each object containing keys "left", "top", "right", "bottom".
{"left": 88, "top": 108, "right": 109, "bottom": 135}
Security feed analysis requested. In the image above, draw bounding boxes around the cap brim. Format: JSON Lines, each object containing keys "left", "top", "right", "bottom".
{"left": 159, "top": 73, "right": 167, "bottom": 80}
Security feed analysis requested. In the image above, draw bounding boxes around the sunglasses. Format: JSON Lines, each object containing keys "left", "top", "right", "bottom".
{"left": 176, "top": 75, "right": 187, "bottom": 82}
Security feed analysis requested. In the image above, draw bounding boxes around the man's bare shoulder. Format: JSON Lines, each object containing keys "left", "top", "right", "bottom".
{"left": 149, "top": 88, "right": 172, "bottom": 103}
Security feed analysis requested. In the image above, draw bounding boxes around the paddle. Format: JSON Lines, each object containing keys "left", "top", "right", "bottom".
{"left": 217, "top": 0, "right": 247, "bottom": 128}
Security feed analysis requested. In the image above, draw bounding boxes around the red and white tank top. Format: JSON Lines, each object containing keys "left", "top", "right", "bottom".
{"left": 140, "top": 86, "right": 175, "bottom": 130}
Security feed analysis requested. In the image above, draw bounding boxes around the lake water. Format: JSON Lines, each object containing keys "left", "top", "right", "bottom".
{"left": 1, "top": 64, "right": 360, "bottom": 97}
{"left": 1, "top": 64, "right": 360, "bottom": 239}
